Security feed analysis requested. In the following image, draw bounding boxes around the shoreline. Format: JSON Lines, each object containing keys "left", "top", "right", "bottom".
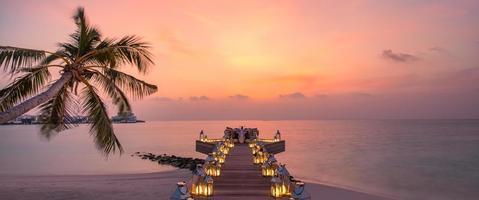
{"left": 0, "top": 170, "right": 394, "bottom": 200}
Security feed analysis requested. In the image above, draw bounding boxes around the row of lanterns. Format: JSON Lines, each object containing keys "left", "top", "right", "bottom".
{"left": 191, "top": 134, "right": 234, "bottom": 197}
{"left": 248, "top": 137, "right": 311, "bottom": 199}
{"left": 191, "top": 164, "right": 214, "bottom": 196}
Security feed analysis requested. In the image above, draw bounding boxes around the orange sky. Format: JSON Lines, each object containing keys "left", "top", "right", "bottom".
{"left": 1, "top": 0, "right": 479, "bottom": 119}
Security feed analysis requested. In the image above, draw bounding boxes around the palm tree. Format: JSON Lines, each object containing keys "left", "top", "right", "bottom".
{"left": 0, "top": 7, "right": 157, "bottom": 155}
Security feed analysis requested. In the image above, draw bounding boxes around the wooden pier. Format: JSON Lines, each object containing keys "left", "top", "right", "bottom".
{"left": 213, "top": 143, "right": 271, "bottom": 199}
{"left": 170, "top": 127, "right": 310, "bottom": 200}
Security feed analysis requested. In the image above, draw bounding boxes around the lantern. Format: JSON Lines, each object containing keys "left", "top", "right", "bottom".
{"left": 220, "top": 144, "right": 229, "bottom": 155}
{"left": 249, "top": 140, "right": 257, "bottom": 148}
{"left": 253, "top": 151, "right": 267, "bottom": 165}
{"left": 262, "top": 162, "right": 277, "bottom": 177}
{"left": 254, "top": 151, "right": 268, "bottom": 165}
{"left": 170, "top": 181, "right": 192, "bottom": 200}
{"left": 276, "top": 164, "right": 291, "bottom": 196}
{"left": 192, "top": 178, "right": 211, "bottom": 196}
{"left": 191, "top": 164, "right": 214, "bottom": 197}
{"left": 191, "top": 164, "right": 210, "bottom": 196}
{"left": 192, "top": 175, "right": 214, "bottom": 196}
{"left": 291, "top": 181, "right": 311, "bottom": 200}
{"left": 251, "top": 144, "right": 261, "bottom": 154}
{"left": 213, "top": 151, "right": 225, "bottom": 164}
{"left": 271, "top": 176, "right": 282, "bottom": 197}
{"left": 204, "top": 176, "right": 214, "bottom": 196}
{"left": 205, "top": 162, "right": 221, "bottom": 177}
{"left": 281, "top": 180, "right": 290, "bottom": 196}
{"left": 226, "top": 139, "right": 234, "bottom": 148}
{"left": 253, "top": 153, "right": 261, "bottom": 164}
{"left": 199, "top": 130, "right": 205, "bottom": 141}
{"left": 274, "top": 130, "right": 281, "bottom": 142}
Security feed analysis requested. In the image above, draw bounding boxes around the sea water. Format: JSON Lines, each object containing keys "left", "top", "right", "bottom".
{"left": 0, "top": 120, "right": 478, "bottom": 200}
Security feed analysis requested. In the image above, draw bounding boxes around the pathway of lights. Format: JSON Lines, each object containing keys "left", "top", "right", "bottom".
{"left": 172, "top": 129, "right": 310, "bottom": 200}
{"left": 248, "top": 139, "right": 311, "bottom": 199}
{"left": 190, "top": 164, "right": 214, "bottom": 196}
{"left": 189, "top": 132, "right": 234, "bottom": 197}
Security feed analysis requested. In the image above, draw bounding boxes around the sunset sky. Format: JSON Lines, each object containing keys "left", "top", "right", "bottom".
{"left": 1, "top": 0, "right": 478, "bottom": 120}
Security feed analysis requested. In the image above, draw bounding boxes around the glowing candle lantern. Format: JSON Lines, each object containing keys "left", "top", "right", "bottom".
{"left": 249, "top": 140, "right": 257, "bottom": 148}
{"left": 191, "top": 164, "right": 207, "bottom": 196}
{"left": 213, "top": 151, "right": 225, "bottom": 164}
{"left": 199, "top": 130, "right": 205, "bottom": 142}
{"left": 281, "top": 181, "right": 290, "bottom": 196}
{"left": 205, "top": 162, "right": 221, "bottom": 177}
{"left": 276, "top": 164, "right": 291, "bottom": 196}
{"left": 191, "top": 164, "right": 214, "bottom": 197}
{"left": 205, "top": 176, "right": 214, "bottom": 196}
{"left": 253, "top": 153, "right": 260, "bottom": 164}
{"left": 227, "top": 139, "right": 234, "bottom": 148}
{"left": 271, "top": 176, "right": 282, "bottom": 197}
{"left": 218, "top": 155, "right": 225, "bottom": 164}
{"left": 274, "top": 130, "right": 281, "bottom": 142}
{"left": 220, "top": 144, "right": 229, "bottom": 155}
{"left": 253, "top": 151, "right": 267, "bottom": 165}
{"left": 251, "top": 145, "right": 261, "bottom": 154}
{"left": 262, "top": 161, "right": 277, "bottom": 177}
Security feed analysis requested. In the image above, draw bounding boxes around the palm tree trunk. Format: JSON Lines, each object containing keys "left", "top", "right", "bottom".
{"left": 0, "top": 72, "right": 73, "bottom": 123}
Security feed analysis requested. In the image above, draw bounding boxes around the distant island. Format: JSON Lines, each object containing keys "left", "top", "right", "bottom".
{"left": 1, "top": 111, "right": 145, "bottom": 125}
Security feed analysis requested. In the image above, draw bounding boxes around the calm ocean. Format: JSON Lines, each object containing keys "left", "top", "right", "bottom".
{"left": 0, "top": 120, "right": 478, "bottom": 200}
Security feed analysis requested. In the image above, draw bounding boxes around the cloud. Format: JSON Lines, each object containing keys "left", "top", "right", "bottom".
{"left": 279, "top": 92, "right": 306, "bottom": 99}
{"left": 382, "top": 49, "right": 419, "bottom": 63}
{"left": 315, "top": 94, "right": 328, "bottom": 98}
{"left": 229, "top": 94, "right": 250, "bottom": 100}
{"left": 189, "top": 96, "right": 210, "bottom": 101}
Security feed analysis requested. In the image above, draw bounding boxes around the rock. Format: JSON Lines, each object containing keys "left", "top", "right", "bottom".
{"left": 134, "top": 152, "right": 205, "bottom": 171}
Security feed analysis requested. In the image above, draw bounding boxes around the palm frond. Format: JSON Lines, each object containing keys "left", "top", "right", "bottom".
{"left": 89, "top": 70, "right": 131, "bottom": 113}
{"left": 40, "top": 50, "right": 71, "bottom": 65}
{"left": 70, "top": 7, "right": 101, "bottom": 57}
{"left": 102, "top": 68, "right": 157, "bottom": 99}
{"left": 81, "top": 80, "right": 123, "bottom": 155}
{"left": 80, "top": 36, "right": 154, "bottom": 73}
{"left": 39, "top": 84, "right": 78, "bottom": 138}
{"left": 0, "top": 46, "right": 46, "bottom": 73}
{"left": 0, "top": 67, "right": 51, "bottom": 111}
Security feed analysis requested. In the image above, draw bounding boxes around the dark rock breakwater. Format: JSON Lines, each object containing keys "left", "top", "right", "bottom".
{"left": 133, "top": 152, "right": 205, "bottom": 171}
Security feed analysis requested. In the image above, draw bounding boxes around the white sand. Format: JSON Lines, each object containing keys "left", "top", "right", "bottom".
{"left": 0, "top": 170, "right": 394, "bottom": 200}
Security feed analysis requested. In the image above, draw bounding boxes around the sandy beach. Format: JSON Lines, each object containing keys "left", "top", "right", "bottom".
{"left": 0, "top": 170, "right": 393, "bottom": 200}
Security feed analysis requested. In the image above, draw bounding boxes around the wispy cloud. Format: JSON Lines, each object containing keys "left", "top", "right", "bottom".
{"left": 382, "top": 49, "right": 419, "bottom": 63}
{"left": 229, "top": 94, "right": 250, "bottom": 100}
{"left": 279, "top": 92, "right": 306, "bottom": 99}
{"left": 189, "top": 96, "right": 210, "bottom": 101}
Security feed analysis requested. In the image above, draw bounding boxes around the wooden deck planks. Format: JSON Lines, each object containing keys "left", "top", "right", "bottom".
{"left": 212, "top": 143, "right": 272, "bottom": 200}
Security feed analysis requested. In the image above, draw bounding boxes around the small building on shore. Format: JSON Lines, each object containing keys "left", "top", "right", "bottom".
{"left": 111, "top": 111, "right": 138, "bottom": 123}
